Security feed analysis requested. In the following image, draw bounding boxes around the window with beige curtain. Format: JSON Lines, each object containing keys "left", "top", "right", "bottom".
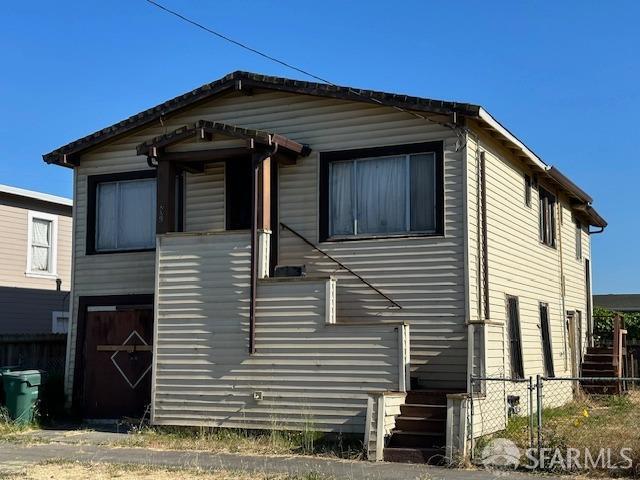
{"left": 328, "top": 153, "right": 437, "bottom": 237}
{"left": 30, "top": 218, "right": 52, "bottom": 272}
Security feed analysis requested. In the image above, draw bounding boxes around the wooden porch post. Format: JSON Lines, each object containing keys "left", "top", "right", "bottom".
{"left": 249, "top": 150, "right": 273, "bottom": 354}
{"left": 156, "top": 160, "right": 176, "bottom": 235}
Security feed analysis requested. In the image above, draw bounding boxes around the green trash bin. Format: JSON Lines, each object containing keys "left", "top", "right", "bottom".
{"left": 0, "top": 366, "right": 20, "bottom": 407}
{"left": 2, "top": 370, "right": 43, "bottom": 424}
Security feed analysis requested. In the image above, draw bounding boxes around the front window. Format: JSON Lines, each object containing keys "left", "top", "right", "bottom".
{"left": 88, "top": 171, "right": 157, "bottom": 254}
{"left": 27, "top": 211, "right": 57, "bottom": 275}
{"left": 539, "top": 187, "right": 556, "bottom": 247}
{"left": 322, "top": 142, "right": 443, "bottom": 240}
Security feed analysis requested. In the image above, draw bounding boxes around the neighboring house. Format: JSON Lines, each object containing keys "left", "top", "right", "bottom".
{"left": 594, "top": 294, "right": 640, "bottom": 313}
{"left": 0, "top": 184, "right": 72, "bottom": 334}
{"left": 42, "top": 72, "right": 605, "bottom": 460}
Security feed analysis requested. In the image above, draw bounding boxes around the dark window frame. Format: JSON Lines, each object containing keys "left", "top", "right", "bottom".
{"left": 524, "top": 174, "right": 532, "bottom": 207}
{"left": 538, "top": 186, "right": 557, "bottom": 248}
{"left": 318, "top": 141, "right": 445, "bottom": 242}
{"left": 539, "top": 302, "right": 555, "bottom": 377}
{"left": 575, "top": 220, "right": 583, "bottom": 260}
{"left": 86, "top": 170, "right": 157, "bottom": 255}
{"left": 506, "top": 295, "right": 525, "bottom": 379}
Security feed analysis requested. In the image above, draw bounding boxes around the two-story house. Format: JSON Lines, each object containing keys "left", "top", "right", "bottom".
{"left": 43, "top": 72, "right": 605, "bottom": 462}
{"left": 0, "top": 184, "right": 72, "bottom": 334}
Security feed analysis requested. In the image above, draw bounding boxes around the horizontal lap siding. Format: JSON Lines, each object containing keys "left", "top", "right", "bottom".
{"left": 66, "top": 89, "right": 467, "bottom": 399}
{"left": 471, "top": 127, "right": 588, "bottom": 380}
{"left": 0, "top": 201, "right": 72, "bottom": 291}
{"left": 154, "top": 233, "right": 401, "bottom": 432}
{"left": 184, "top": 163, "right": 225, "bottom": 232}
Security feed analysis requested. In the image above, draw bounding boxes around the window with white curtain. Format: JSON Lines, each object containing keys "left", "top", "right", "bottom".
{"left": 328, "top": 153, "right": 437, "bottom": 237}
{"left": 95, "top": 178, "right": 156, "bottom": 252}
{"left": 27, "top": 211, "right": 57, "bottom": 276}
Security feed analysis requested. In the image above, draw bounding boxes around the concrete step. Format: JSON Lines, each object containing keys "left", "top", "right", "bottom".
{"left": 387, "top": 431, "right": 446, "bottom": 449}
{"left": 383, "top": 447, "right": 446, "bottom": 464}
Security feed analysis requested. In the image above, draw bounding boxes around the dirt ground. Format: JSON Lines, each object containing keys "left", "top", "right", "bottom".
{"left": 0, "top": 461, "right": 325, "bottom": 480}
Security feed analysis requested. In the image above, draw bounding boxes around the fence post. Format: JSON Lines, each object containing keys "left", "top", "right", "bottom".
{"left": 469, "top": 377, "right": 475, "bottom": 460}
{"left": 536, "top": 374, "right": 543, "bottom": 462}
{"left": 528, "top": 376, "right": 534, "bottom": 451}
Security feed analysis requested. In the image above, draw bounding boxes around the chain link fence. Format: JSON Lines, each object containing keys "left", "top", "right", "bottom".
{"left": 469, "top": 375, "right": 640, "bottom": 473}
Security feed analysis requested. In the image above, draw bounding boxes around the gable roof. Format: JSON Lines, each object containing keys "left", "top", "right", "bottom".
{"left": 41, "top": 70, "right": 606, "bottom": 227}
{"left": 594, "top": 294, "right": 640, "bottom": 313}
{"left": 0, "top": 184, "right": 72, "bottom": 207}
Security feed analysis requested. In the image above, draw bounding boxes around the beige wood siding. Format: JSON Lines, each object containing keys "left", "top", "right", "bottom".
{"left": 466, "top": 125, "right": 592, "bottom": 380}
{"left": 184, "top": 163, "right": 225, "bottom": 232}
{"left": 0, "top": 199, "right": 72, "bottom": 291}
{"left": 153, "top": 232, "right": 405, "bottom": 432}
{"left": 65, "top": 89, "right": 469, "bottom": 399}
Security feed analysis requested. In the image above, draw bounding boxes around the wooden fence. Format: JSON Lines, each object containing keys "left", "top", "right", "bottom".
{"left": 0, "top": 334, "right": 66, "bottom": 374}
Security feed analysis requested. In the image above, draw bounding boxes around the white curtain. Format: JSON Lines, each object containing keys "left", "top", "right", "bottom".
{"left": 118, "top": 179, "right": 156, "bottom": 249}
{"left": 31, "top": 219, "right": 51, "bottom": 271}
{"left": 409, "top": 153, "right": 436, "bottom": 231}
{"left": 356, "top": 156, "right": 405, "bottom": 234}
{"left": 96, "top": 182, "right": 118, "bottom": 250}
{"left": 329, "top": 161, "right": 354, "bottom": 236}
{"left": 96, "top": 179, "right": 156, "bottom": 251}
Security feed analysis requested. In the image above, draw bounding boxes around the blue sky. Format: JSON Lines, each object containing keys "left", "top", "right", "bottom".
{"left": 1, "top": 1, "right": 638, "bottom": 293}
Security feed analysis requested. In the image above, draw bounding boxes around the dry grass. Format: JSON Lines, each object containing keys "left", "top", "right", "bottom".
{"left": 119, "top": 426, "right": 363, "bottom": 460}
{"left": 0, "top": 460, "right": 331, "bottom": 480}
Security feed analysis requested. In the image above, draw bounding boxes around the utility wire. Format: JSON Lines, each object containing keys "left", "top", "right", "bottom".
{"left": 143, "top": 0, "right": 461, "bottom": 129}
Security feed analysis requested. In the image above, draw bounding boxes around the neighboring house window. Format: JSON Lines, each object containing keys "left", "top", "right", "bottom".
{"left": 51, "top": 311, "right": 69, "bottom": 334}
{"left": 538, "top": 186, "right": 556, "bottom": 247}
{"left": 524, "top": 174, "right": 532, "bottom": 207}
{"left": 539, "top": 303, "right": 555, "bottom": 377}
{"left": 506, "top": 295, "right": 525, "bottom": 378}
{"left": 319, "top": 142, "right": 444, "bottom": 240}
{"left": 575, "top": 220, "right": 582, "bottom": 260}
{"left": 27, "top": 211, "right": 57, "bottom": 276}
{"left": 87, "top": 171, "right": 157, "bottom": 254}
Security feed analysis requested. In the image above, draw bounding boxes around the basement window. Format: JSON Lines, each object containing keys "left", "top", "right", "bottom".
{"left": 538, "top": 187, "right": 556, "bottom": 247}
{"left": 319, "top": 142, "right": 444, "bottom": 241}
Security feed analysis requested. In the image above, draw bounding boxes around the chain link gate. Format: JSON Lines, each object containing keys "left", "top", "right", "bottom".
{"left": 469, "top": 375, "right": 640, "bottom": 472}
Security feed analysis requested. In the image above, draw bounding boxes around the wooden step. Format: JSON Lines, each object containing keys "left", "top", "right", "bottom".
{"left": 395, "top": 416, "right": 446, "bottom": 431}
{"left": 584, "top": 353, "right": 614, "bottom": 362}
{"left": 587, "top": 347, "right": 613, "bottom": 355}
{"left": 387, "top": 431, "right": 446, "bottom": 449}
{"left": 399, "top": 404, "right": 447, "bottom": 419}
{"left": 582, "top": 361, "right": 615, "bottom": 371}
{"left": 383, "top": 447, "right": 446, "bottom": 464}
{"left": 581, "top": 384, "right": 622, "bottom": 395}
{"left": 581, "top": 368, "right": 616, "bottom": 377}
{"left": 404, "top": 390, "right": 448, "bottom": 405}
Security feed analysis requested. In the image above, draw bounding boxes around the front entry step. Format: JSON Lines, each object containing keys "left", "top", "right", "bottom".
{"left": 383, "top": 389, "right": 453, "bottom": 464}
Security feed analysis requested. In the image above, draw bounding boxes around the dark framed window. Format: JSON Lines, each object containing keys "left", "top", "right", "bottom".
{"left": 507, "top": 295, "right": 525, "bottom": 378}
{"left": 524, "top": 174, "right": 532, "bottom": 207}
{"left": 86, "top": 170, "right": 157, "bottom": 255}
{"left": 575, "top": 220, "right": 583, "bottom": 260}
{"left": 539, "top": 302, "right": 555, "bottom": 377}
{"left": 319, "top": 142, "right": 444, "bottom": 241}
{"left": 539, "top": 186, "right": 556, "bottom": 247}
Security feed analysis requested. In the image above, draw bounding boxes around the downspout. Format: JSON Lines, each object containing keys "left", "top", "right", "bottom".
{"left": 249, "top": 144, "right": 278, "bottom": 354}
{"left": 480, "top": 152, "right": 490, "bottom": 321}
{"left": 558, "top": 199, "right": 568, "bottom": 371}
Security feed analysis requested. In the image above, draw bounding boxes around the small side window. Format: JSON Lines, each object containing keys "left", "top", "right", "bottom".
{"left": 524, "top": 174, "right": 532, "bottom": 207}
{"left": 575, "top": 221, "right": 583, "bottom": 260}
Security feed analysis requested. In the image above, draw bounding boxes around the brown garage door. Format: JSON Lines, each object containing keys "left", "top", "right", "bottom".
{"left": 81, "top": 307, "right": 153, "bottom": 419}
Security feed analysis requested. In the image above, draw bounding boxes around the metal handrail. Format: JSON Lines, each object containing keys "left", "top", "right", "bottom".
{"left": 279, "top": 222, "right": 402, "bottom": 309}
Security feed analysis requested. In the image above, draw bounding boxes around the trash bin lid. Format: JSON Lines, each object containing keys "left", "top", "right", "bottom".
{"left": 3, "top": 370, "right": 43, "bottom": 387}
